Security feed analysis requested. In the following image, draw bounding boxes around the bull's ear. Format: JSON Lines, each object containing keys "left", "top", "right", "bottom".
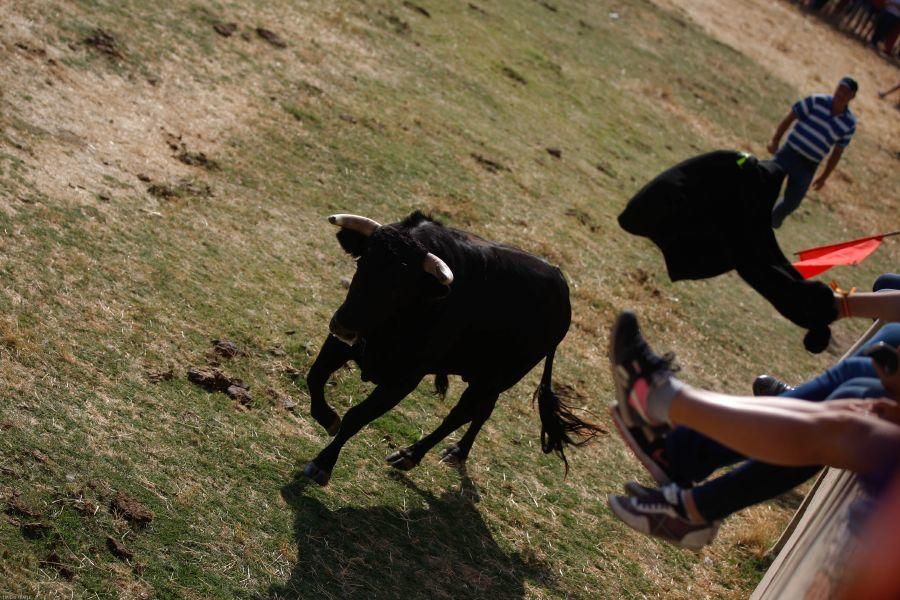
{"left": 336, "top": 228, "right": 369, "bottom": 257}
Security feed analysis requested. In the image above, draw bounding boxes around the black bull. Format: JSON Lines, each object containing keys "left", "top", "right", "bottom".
{"left": 303, "top": 212, "right": 601, "bottom": 485}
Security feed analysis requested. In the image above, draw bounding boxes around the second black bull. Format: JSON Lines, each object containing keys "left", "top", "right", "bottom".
{"left": 303, "top": 211, "right": 601, "bottom": 485}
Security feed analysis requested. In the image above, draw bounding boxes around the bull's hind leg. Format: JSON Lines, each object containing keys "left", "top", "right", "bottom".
{"left": 386, "top": 385, "right": 496, "bottom": 471}
{"left": 439, "top": 394, "right": 499, "bottom": 466}
{"left": 306, "top": 334, "right": 354, "bottom": 435}
{"left": 439, "top": 360, "right": 541, "bottom": 465}
{"left": 304, "top": 377, "right": 421, "bottom": 486}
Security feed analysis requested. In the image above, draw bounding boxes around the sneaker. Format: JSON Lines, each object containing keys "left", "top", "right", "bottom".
{"left": 609, "top": 407, "right": 674, "bottom": 486}
{"left": 623, "top": 478, "right": 698, "bottom": 496}
{"left": 607, "top": 485, "right": 719, "bottom": 551}
{"left": 752, "top": 374, "right": 794, "bottom": 397}
{"left": 624, "top": 480, "right": 670, "bottom": 499}
{"left": 609, "top": 311, "right": 678, "bottom": 429}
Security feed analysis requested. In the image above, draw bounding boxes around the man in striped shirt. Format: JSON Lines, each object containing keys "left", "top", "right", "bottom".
{"left": 767, "top": 76, "right": 858, "bottom": 228}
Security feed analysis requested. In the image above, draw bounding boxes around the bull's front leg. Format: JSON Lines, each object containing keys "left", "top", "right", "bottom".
{"left": 303, "top": 376, "right": 422, "bottom": 486}
{"left": 306, "top": 334, "right": 356, "bottom": 435}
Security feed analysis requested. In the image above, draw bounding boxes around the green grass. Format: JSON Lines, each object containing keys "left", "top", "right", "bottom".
{"left": 0, "top": 0, "right": 897, "bottom": 598}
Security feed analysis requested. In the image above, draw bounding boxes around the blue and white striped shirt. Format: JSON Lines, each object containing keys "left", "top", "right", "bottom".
{"left": 786, "top": 94, "right": 856, "bottom": 163}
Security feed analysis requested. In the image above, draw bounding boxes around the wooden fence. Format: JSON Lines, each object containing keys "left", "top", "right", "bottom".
{"left": 790, "top": 0, "right": 900, "bottom": 59}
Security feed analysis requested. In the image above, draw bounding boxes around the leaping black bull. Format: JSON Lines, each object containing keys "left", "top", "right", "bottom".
{"left": 303, "top": 211, "right": 600, "bottom": 485}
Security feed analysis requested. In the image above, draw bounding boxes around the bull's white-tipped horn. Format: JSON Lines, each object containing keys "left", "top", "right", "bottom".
{"left": 327, "top": 214, "right": 381, "bottom": 236}
{"left": 423, "top": 253, "right": 454, "bottom": 285}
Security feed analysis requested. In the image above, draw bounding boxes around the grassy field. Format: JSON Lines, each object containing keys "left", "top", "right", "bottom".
{"left": 1, "top": 0, "right": 897, "bottom": 598}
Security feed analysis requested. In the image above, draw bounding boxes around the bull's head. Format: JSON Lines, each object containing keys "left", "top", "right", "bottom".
{"left": 327, "top": 214, "right": 454, "bottom": 346}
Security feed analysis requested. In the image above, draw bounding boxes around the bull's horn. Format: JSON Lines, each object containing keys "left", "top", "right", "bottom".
{"left": 328, "top": 214, "right": 381, "bottom": 236}
{"left": 423, "top": 253, "right": 454, "bottom": 285}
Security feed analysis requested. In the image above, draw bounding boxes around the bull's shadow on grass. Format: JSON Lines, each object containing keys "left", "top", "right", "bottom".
{"left": 268, "top": 470, "right": 555, "bottom": 600}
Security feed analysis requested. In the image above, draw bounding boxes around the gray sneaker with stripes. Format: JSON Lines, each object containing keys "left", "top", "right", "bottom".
{"left": 607, "top": 482, "right": 719, "bottom": 551}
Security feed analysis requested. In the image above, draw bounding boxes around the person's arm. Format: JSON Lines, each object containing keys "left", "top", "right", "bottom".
{"left": 835, "top": 290, "right": 900, "bottom": 322}
{"left": 879, "top": 81, "right": 900, "bottom": 98}
{"left": 665, "top": 384, "right": 900, "bottom": 478}
{"left": 811, "top": 145, "right": 844, "bottom": 190}
{"left": 767, "top": 111, "right": 797, "bottom": 154}
{"left": 608, "top": 311, "right": 900, "bottom": 482}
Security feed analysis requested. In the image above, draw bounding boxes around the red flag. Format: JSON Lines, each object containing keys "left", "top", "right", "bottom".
{"left": 792, "top": 232, "right": 896, "bottom": 279}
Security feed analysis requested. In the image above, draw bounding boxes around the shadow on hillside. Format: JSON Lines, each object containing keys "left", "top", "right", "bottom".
{"left": 266, "top": 470, "right": 555, "bottom": 600}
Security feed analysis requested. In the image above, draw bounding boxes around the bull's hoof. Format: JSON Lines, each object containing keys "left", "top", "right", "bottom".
{"left": 326, "top": 415, "right": 341, "bottom": 436}
{"left": 439, "top": 443, "right": 467, "bottom": 466}
{"left": 302, "top": 461, "right": 331, "bottom": 486}
{"left": 386, "top": 448, "right": 419, "bottom": 471}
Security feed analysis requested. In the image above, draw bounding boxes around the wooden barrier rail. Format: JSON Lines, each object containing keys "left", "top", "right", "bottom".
{"left": 752, "top": 319, "right": 885, "bottom": 599}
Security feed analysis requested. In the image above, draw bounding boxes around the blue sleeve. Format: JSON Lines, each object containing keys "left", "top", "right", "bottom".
{"left": 836, "top": 126, "right": 855, "bottom": 148}
{"left": 792, "top": 96, "right": 813, "bottom": 118}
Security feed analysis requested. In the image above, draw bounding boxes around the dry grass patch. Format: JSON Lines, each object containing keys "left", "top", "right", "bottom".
{"left": 0, "top": 0, "right": 897, "bottom": 598}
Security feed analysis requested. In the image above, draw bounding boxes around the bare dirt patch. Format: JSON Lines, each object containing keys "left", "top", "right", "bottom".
{"left": 41, "top": 552, "right": 76, "bottom": 580}
{"left": 403, "top": 1, "right": 431, "bottom": 18}
{"left": 255, "top": 27, "right": 288, "bottom": 49}
{"left": 213, "top": 22, "right": 238, "bottom": 37}
{"left": 187, "top": 366, "right": 243, "bottom": 391}
{"left": 210, "top": 339, "right": 245, "bottom": 359}
{"left": 5, "top": 495, "right": 41, "bottom": 519}
{"left": 146, "top": 179, "right": 212, "bottom": 201}
{"left": 107, "top": 535, "right": 135, "bottom": 561}
{"left": 110, "top": 491, "right": 153, "bottom": 527}
{"left": 187, "top": 366, "right": 253, "bottom": 405}
{"left": 470, "top": 152, "right": 509, "bottom": 173}
{"left": 1, "top": 12, "right": 241, "bottom": 197}
{"left": 83, "top": 29, "right": 124, "bottom": 61}
{"left": 0, "top": 1, "right": 396, "bottom": 219}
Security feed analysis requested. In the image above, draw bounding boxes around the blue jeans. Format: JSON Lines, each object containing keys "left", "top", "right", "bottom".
{"left": 874, "top": 273, "right": 900, "bottom": 292}
{"left": 664, "top": 322, "right": 900, "bottom": 522}
{"left": 771, "top": 145, "right": 818, "bottom": 228}
{"left": 781, "top": 357, "right": 883, "bottom": 401}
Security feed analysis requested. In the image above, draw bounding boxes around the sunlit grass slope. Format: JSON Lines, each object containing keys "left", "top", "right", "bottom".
{"left": 0, "top": 0, "right": 896, "bottom": 598}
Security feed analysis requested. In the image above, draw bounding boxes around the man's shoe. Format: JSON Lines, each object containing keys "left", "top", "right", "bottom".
{"left": 609, "top": 408, "right": 674, "bottom": 486}
{"left": 608, "top": 485, "right": 719, "bottom": 551}
{"left": 752, "top": 375, "right": 794, "bottom": 397}
{"left": 609, "top": 311, "right": 678, "bottom": 429}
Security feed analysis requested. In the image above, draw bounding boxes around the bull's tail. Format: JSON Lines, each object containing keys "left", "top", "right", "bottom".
{"left": 534, "top": 348, "right": 603, "bottom": 474}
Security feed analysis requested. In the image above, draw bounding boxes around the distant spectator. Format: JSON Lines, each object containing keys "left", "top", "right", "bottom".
{"left": 870, "top": 0, "right": 900, "bottom": 50}
{"left": 767, "top": 77, "right": 858, "bottom": 228}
